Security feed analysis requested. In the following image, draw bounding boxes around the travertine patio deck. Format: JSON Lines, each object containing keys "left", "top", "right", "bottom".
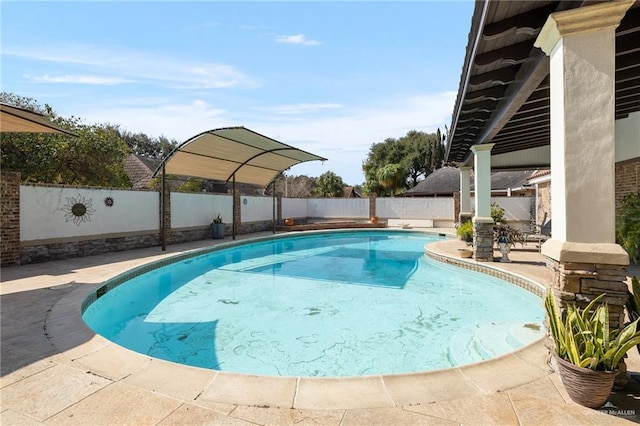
{"left": 1, "top": 230, "right": 639, "bottom": 425}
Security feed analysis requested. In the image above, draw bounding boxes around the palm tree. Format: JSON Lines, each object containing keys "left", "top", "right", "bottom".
{"left": 376, "top": 163, "right": 405, "bottom": 196}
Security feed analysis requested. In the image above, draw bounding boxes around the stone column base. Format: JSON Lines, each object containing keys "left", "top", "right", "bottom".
{"left": 542, "top": 239, "right": 629, "bottom": 329}
{"left": 473, "top": 217, "right": 494, "bottom": 262}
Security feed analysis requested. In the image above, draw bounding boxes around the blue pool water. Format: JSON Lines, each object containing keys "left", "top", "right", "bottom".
{"left": 83, "top": 230, "right": 545, "bottom": 377}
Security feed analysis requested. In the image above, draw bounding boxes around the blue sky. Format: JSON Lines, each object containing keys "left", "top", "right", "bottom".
{"left": 1, "top": 1, "right": 474, "bottom": 186}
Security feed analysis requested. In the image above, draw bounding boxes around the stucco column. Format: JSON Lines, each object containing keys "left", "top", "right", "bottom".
{"left": 471, "top": 144, "right": 494, "bottom": 261}
{"left": 534, "top": 0, "right": 633, "bottom": 329}
{"left": 458, "top": 166, "right": 472, "bottom": 223}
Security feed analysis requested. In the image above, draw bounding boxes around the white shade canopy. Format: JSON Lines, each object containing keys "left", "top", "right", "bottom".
{"left": 0, "top": 103, "right": 76, "bottom": 135}
{"left": 156, "top": 126, "right": 327, "bottom": 187}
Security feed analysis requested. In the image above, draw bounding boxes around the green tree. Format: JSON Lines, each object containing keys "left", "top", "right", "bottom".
{"left": 362, "top": 129, "right": 445, "bottom": 195}
{"left": 175, "top": 178, "right": 204, "bottom": 193}
{"left": 1, "top": 93, "right": 131, "bottom": 187}
{"left": 119, "top": 130, "right": 178, "bottom": 158}
{"left": 314, "top": 171, "right": 345, "bottom": 198}
{"left": 376, "top": 163, "right": 405, "bottom": 196}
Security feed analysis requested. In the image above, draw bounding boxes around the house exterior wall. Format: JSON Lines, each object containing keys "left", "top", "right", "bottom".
{"left": 536, "top": 181, "right": 551, "bottom": 226}
{"left": 615, "top": 111, "right": 639, "bottom": 163}
{"left": 615, "top": 157, "right": 640, "bottom": 214}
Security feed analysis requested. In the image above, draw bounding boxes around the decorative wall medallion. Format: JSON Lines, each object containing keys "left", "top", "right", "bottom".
{"left": 61, "top": 194, "right": 96, "bottom": 226}
{"left": 104, "top": 196, "right": 114, "bottom": 207}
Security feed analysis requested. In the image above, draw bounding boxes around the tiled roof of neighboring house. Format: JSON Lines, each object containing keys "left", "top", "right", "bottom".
{"left": 124, "top": 154, "right": 162, "bottom": 190}
{"left": 402, "top": 167, "right": 537, "bottom": 196}
{"left": 489, "top": 170, "right": 536, "bottom": 191}
{"left": 343, "top": 186, "right": 362, "bottom": 198}
{"left": 403, "top": 167, "right": 461, "bottom": 196}
{"left": 529, "top": 169, "right": 551, "bottom": 179}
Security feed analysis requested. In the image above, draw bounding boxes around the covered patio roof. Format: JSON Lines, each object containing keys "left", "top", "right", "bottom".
{"left": 0, "top": 103, "right": 76, "bottom": 136}
{"left": 446, "top": 0, "right": 640, "bottom": 169}
{"left": 155, "top": 126, "right": 327, "bottom": 187}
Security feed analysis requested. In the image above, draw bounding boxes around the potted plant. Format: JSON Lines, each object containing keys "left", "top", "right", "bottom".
{"left": 456, "top": 220, "right": 473, "bottom": 258}
{"left": 544, "top": 289, "right": 640, "bottom": 408}
{"left": 493, "top": 224, "right": 523, "bottom": 262}
{"left": 210, "top": 214, "right": 225, "bottom": 239}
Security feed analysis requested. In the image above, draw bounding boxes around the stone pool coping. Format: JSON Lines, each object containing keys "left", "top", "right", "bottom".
{"left": 4, "top": 230, "right": 638, "bottom": 424}
{"left": 46, "top": 230, "right": 553, "bottom": 410}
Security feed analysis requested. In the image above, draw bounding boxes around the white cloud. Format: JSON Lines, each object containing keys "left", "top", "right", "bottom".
{"left": 78, "top": 100, "right": 230, "bottom": 140}
{"left": 5, "top": 43, "right": 260, "bottom": 90}
{"left": 275, "top": 34, "right": 321, "bottom": 46}
{"left": 70, "top": 92, "right": 454, "bottom": 184}
{"left": 258, "top": 103, "right": 342, "bottom": 114}
{"left": 30, "top": 74, "right": 132, "bottom": 85}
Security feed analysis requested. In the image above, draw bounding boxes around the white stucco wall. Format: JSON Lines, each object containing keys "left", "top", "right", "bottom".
{"left": 474, "top": 196, "right": 532, "bottom": 221}
{"left": 615, "top": 111, "right": 640, "bottom": 163}
{"left": 241, "top": 196, "right": 277, "bottom": 222}
{"left": 20, "top": 186, "right": 158, "bottom": 241}
{"left": 306, "top": 198, "right": 369, "bottom": 218}
{"left": 171, "top": 193, "right": 232, "bottom": 228}
{"left": 376, "top": 198, "right": 453, "bottom": 220}
{"left": 282, "top": 198, "right": 308, "bottom": 218}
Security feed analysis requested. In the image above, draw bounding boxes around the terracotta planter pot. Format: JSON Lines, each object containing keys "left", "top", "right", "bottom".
{"left": 555, "top": 355, "right": 617, "bottom": 409}
{"left": 370, "top": 216, "right": 378, "bottom": 224}
{"left": 284, "top": 218, "right": 295, "bottom": 226}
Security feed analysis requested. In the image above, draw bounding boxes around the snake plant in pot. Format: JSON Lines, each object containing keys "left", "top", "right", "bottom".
{"left": 544, "top": 289, "right": 640, "bottom": 408}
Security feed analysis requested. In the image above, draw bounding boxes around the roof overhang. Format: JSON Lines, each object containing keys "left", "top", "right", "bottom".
{"left": 446, "top": 0, "right": 640, "bottom": 168}
{"left": 0, "top": 103, "right": 76, "bottom": 135}
{"left": 155, "top": 126, "right": 327, "bottom": 187}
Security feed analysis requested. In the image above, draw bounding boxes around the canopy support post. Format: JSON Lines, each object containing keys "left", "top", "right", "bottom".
{"left": 232, "top": 174, "right": 236, "bottom": 240}
{"left": 272, "top": 180, "right": 276, "bottom": 233}
{"left": 161, "top": 164, "right": 166, "bottom": 251}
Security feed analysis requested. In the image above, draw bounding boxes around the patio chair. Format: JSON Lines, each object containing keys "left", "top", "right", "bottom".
{"left": 523, "top": 213, "right": 551, "bottom": 252}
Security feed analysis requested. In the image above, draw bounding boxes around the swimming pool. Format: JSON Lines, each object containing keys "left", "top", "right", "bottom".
{"left": 82, "top": 230, "right": 545, "bottom": 377}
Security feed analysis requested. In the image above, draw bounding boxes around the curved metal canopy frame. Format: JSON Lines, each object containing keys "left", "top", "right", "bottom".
{"left": 152, "top": 126, "right": 327, "bottom": 248}
{"left": 153, "top": 126, "right": 327, "bottom": 187}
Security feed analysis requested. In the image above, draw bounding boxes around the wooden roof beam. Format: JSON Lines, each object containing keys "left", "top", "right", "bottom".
{"left": 482, "top": 3, "right": 559, "bottom": 40}
{"left": 468, "top": 66, "right": 518, "bottom": 87}
{"left": 474, "top": 40, "right": 534, "bottom": 67}
{"left": 464, "top": 85, "right": 507, "bottom": 102}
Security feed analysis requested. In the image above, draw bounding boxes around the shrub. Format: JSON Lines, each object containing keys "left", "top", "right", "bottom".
{"left": 456, "top": 220, "right": 473, "bottom": 243}
{"left": 616, "top": 192, "right": 640, "bottom": 263}
{"left": 491, "top": 203, "right": 506, "bottom": 223}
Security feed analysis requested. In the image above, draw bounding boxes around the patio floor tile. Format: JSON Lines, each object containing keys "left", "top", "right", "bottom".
{"left": 0, "top": 363, "right": 111, "bottom": 421}
{"left": 509, "top": 393, "right": 632, "bottom": 425}
{"left": 403, "top": 394, "right": 519, "bottom": 424}
{"left": 122, "top": 358, "right": 216, "bottom": 401}
{"left": 294, "top": 376, "right": 394, "bottom": 410}
{"left": 157, "top": 403, "right": 251, "bottom": 425}
{"left": 45, "top": 382, "right": 182, "bottom": 425}
{"left": 70, "top": 343, "right": 151, "bottom": 381}
{"left": 0, "top": 408, "right": 44, "bottom": 425}
{"left": 198, "top": 372, "right": 297, "bottom": 408}
{"left": 341, "top": 407, "right": 457, "bottom": 425}
{"left": 230, "top": 405, "right": 345, "bottom": 425}
{"left": 383, "top": 368, "right": 485, "bottom": 406}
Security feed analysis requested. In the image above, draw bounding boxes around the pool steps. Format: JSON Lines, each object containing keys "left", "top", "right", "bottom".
{"left": 449, "top": 322, "right": 545, "bottom": 366}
